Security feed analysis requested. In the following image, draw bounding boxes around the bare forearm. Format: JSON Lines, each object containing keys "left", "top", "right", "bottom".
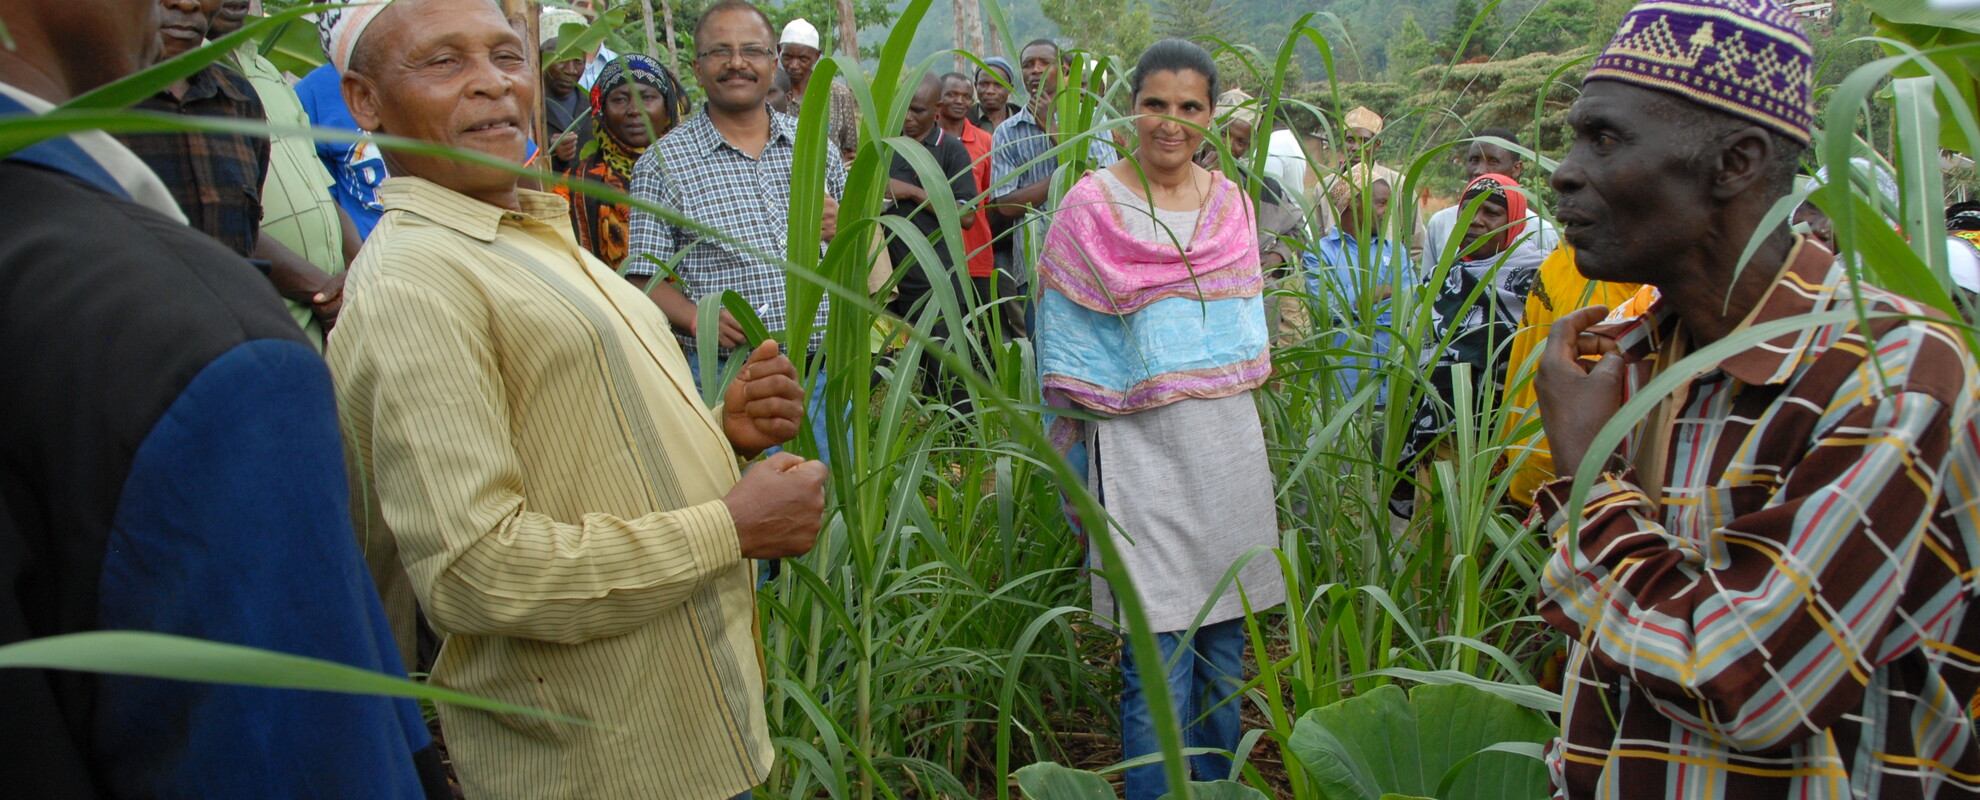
{"left": 258, "top": 236, "right": 333, "bottom": 302}
{"left": 994, "top": 178, "right": 1051, "bottom": 217}
{"left": 645, "top": 278, "right": 701, "bottom": 333}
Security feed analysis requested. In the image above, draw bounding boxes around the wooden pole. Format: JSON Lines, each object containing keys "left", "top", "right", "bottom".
{"left": 660, "top": 0, "right": 679, "bottom": 70}
{"left": 953, "top": 0, "right": 967, "bottom": 73}
{"left": 835, "top": 0, "right": 859, "bottom": 59}
{"left": 639, "top": 0, "right": 664, "bottom": 60}
{"left": 958, "top": 0, "right": 986, "bottom": 68}
{"left": 507, "top": 0, "right": 550, "bottom": 174}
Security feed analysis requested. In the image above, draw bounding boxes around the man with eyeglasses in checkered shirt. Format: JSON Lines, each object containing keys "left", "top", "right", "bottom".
{"left": 627, "top": 0, "right": 846, "bottom": 461}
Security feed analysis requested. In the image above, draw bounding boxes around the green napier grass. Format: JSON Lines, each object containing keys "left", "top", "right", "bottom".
{"left": 3, "top": 1, "right": 1978, "bottom": 798}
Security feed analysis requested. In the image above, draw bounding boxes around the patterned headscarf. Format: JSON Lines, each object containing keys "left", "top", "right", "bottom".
{"left": 1344, "top": 106, "right": 1383, "bottom": 134}
{"left": 1219, "top": 89, "right": 1259, "bottom": 129}
{"left": 1325, "top": 163, "right": 1388, "bottom": 214}
{"left": 1461, "top": 173, "right": 1529, "bottom": 249}
{"left": 589, "top": 55, "right": 687, "bottom": 177}
{"left": 1586, "top": 0, "right": 1814, "bottom": 145}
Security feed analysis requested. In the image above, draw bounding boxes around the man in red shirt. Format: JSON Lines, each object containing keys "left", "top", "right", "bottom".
{"left": 938, "top": 71, "right": 998, "bottom": 331}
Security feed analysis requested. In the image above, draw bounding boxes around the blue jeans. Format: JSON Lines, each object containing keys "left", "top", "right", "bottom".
{"left": 685, "top": 351, "right": 838, "bottom": 465}
{"left": 1120, "top": 617, "right": 1247, "bottom": 800}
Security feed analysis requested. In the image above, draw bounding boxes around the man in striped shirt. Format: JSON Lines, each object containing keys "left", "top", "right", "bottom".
{"left": 326, "top": 1, "right": 825, "bottom": 797}
{"left": 1533, "top": 1, "right": 1980, "bottom": 798}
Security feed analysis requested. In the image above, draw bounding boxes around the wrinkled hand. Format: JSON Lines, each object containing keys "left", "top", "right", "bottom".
{"left": 691, "top": 307, "right": 749, "bottom": 349}
{"left": 724, "top": 452, "right": 827, "bottom": 559}
{"left": 1535, "top": 305, "right": 1625, "bottom": 477}
{"left": 311, "top": 271, "right": 347, "bottom": 331}
{"left": 723, "top": 339, "right": 806, "bottom": 455}
{"left": 821, "top": 193, "right": 839, "bottom": 242}
{"left": 553, "top": 131, "right": 578, "bottom": 163}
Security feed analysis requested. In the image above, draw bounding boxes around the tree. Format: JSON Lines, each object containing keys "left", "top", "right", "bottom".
{"left": 755, "top": 0, "right": 898, "bottom": 61}
{"left": 954, "top": 0, "right": 989, "bottom": 72}
{"left": 1039, "top": 0, "right": 1153, "bottom": 65}
{"left": 1812, "top": 0, "right": 1881, "bottom": 86}
{"left": 1387, "top": 12, "right": 1433, "bottom": 82}
{"left": 1435, "top": 0, "right": 1503, "bottom": 62}
{"left": 1503, "top": 0, "right": 1599, "bottom": 57}
{"left": 1156, "top": 0, "right": 1239, "bottom": 43}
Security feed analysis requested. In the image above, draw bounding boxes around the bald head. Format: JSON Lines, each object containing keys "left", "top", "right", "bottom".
{"left": 0, "top": 0, "right": 161, "bottom": 101}
{"left": 342, "top": 0, "right": 533, "bottom": 209}
{"left": 344, "top": 0, "right": 502, "bottom": 78}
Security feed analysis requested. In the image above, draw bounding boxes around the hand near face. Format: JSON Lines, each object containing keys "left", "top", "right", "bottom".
{"left": 1535, "top": 305, "right": 1626, "bottom": 478}
{"left": 723, "top": 339, "right": 807, "bottom": 455}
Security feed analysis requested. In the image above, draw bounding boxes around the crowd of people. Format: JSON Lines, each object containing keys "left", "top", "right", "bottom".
{"left": 3, "top": 0, "right": 1980, "bottom": 799}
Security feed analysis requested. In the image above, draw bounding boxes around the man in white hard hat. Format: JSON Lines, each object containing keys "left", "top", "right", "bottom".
{"left": 778, "top": 17, "right": 859, "bottom": 157}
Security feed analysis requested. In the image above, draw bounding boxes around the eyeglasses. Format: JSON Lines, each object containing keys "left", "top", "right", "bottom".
{"left": 697, "top": 44, "right": 775, "bottom": 63}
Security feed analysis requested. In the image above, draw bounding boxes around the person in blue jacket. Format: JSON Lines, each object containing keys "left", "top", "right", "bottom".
{"left": 0, "top": 1, "right": 448, "bottom": 796}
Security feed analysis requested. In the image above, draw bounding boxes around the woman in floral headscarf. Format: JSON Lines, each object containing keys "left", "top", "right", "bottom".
{"left": 554, "top": 54, "right": 688, "bottom": 269}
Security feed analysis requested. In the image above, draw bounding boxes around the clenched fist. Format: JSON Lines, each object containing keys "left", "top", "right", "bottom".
{"left": 723, "top": 452, "right": 828, "bottom": 559}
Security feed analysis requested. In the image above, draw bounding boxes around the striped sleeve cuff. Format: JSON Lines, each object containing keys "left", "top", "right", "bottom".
{"left": 1532, "top": 470, "right": 1642, "bottom": 533}
{"left": 677, "top": 498, "right": 742, "bottom": 579}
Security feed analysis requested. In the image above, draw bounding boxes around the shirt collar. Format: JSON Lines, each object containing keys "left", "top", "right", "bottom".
{"left": 1006, "top": 106, "right": 1044, "bottom": 130}
{"left": 1619, "top": 236, "right": 1841, "bottom": 386}
{"left": 681, "top": 108, "right": 797, "bottom": 155}
{"left": 167, "top": 64, "right": 252, "bottom": 105}
{"left": 1712, "top": 236, "right": 1843, "bottom": 385}
{"left": 378, "top": 176, "right": 572, "bottom": 243}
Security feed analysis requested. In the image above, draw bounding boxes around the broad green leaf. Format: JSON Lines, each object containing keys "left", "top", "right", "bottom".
{"left": 254, "top": 14, "right": 328, "bottom": 75}
{"left": 63, "top": 4, "right": 326, "bottom": 111}
{"left": 548, "top": 8, "right": 628, "bottom": 65}
{"left": 1013, "top": 762, "right": 1116, "bottom": 800}
{"left": 1288, "top": 683, "right": 1556, "bottom": 800}
{"left": 0, "top": 631, "right": 587, "bottom": 725}
{"left": 1158, "top": 780, "right": 1270, "bottom": 800}
{"left": 1357, "top": 668, "right": 1562, "bottom": 713}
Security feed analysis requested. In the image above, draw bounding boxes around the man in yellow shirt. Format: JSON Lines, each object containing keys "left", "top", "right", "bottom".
{"left": 1498, "top": 245, "right": 1641, "bottom": 506}
{"left": 324, "top": 1, "right": 826, "bottom": 797}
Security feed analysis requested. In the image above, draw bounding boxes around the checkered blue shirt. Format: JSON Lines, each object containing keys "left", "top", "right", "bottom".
{"left": 988, "top": 108, "right": 1117, "bottom": 283}
{"left": 626, "top": 109, "right": 846, "bottom": 355}
{"left": 987, "top": 107, "right": 1117, "bottom": 200}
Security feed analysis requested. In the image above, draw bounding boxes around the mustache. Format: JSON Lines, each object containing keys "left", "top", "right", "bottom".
{"left": 718, "top": 69, "right": 759, "bottom": 83}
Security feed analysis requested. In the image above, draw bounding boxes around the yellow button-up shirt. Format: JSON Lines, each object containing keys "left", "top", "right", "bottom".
{"left": 328, "top": 177, "right": 768, "bottom": 799}
{"left": 1499, "top": 245, "right": 1642, "bottom": 506}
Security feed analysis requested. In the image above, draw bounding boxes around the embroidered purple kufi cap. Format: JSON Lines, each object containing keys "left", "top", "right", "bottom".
{"left": 1586, "top": 0, "right": 1814, "bottom": 145}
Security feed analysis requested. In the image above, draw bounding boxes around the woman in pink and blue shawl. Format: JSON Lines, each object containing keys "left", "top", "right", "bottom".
{"left": 1034, "top": 39, "right": 1287, "bottom": 800}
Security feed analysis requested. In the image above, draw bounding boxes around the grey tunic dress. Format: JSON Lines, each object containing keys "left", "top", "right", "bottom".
{"left": 1084, "top": 170, "right": 1287, "bottom": 633}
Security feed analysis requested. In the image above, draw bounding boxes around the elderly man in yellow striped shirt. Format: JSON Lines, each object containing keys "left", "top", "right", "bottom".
{"left": 322, "top": 1, "right": 825, "bottom": 798}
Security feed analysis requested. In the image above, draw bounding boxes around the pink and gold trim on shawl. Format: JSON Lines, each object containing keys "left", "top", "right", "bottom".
{"left": 1038, "top": 172, "right": 1262, "bottom": 315}
{"left": 1045, "top": 352, "right": 1275, "bottom": 417}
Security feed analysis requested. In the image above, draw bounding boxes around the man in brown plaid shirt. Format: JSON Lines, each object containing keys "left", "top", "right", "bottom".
{"left": 121, "top": 0, "right": 347, "bottom": 330}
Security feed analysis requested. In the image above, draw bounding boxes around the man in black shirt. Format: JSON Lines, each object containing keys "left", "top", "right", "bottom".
{"left": 885, "top": 72, "right": 979, "bottom": 403}
{"left": 884, "top": 72, "right": 978, "bottom": 318}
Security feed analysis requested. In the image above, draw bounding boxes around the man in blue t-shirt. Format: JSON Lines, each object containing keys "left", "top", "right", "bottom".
{"left": 294, "top": 62, "right": 388, "bottom": 238}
